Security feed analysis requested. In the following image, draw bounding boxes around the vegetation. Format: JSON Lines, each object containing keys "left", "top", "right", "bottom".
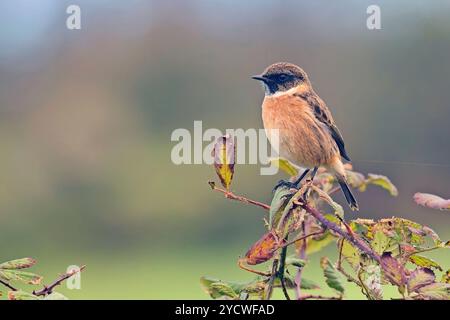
{"left": 202, "top": 135, "right": 450, "bottom": 300}
{"left": 0, "top": 258, "right": 84, "bottom": 300}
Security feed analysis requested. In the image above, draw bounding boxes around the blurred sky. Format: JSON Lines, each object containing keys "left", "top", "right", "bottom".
{"left": 0, "top": 1, "right": 449, "bottom": 298}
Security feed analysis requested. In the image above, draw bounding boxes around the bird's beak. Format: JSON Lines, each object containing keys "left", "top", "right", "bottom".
{"left": 251, "top": 75, "right": 268, "bottom": 82}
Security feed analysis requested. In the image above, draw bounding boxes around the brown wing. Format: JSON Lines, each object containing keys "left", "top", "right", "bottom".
{"left": 294, "top": 92, "right": 351, "bottom": 161}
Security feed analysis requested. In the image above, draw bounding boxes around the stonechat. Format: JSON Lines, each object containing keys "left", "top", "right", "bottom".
{"left": 253, "top": 62, "right": 358, "bottom": 210}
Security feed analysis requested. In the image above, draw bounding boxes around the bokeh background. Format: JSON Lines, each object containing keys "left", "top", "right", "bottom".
{"left": 0, "top": 0, "right": 449, "bottom": 299}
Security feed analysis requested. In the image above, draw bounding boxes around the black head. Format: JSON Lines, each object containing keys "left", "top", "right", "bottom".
{"left": 252, "top": 62, "right": 309, "bottom": 95}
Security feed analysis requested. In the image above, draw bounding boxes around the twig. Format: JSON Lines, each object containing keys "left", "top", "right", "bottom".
{"left": 300, "top": 294, "right": 342, "bottom": 300}
{"left": 295, "top": 221, "right": 307, "bottom": 300}
{"left": 0, "top": 279, "right": 17, "bottom": 292}
{"left": 277, "top": 236, "right": 290, "bottom": 300}
{"left": 280, "top": 230, "right": 325, "bottom": 249}
{"left": 209, "top": 182, "right": 270, "bottom": 211}
{"left": 33, "top": 265, "right": 86, "bottom": 296}
{"left": 263, "top": 259, "right": 279, "bottom": 300}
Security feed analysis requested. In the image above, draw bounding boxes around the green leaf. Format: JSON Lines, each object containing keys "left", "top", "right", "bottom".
{"left": 371, "top": 231, "right": 390, "bottom": 255}
{"left": 360, "top": 174, "right": 398, "bottom": 196}
{"left": 209, "top": 282, "right": 238, "bottom": 299}
{"left": 407, "top": 268, "right": 435, "bottom": 293}
{"left": 417, "top": 282, "right": 450, "bottom": 300}
{"left": 0, "top": 258, "right": 36, "bottom": 270}
{"left": 339, "top": 239, "right": 360, "bottom": 270}
{"left": 269, "top": 185, "right": 294, "bottom": 229}
{"left": 8, "top": 290, "right": 40, "bottom": 300}
{"left": 269, "top": 158, "right": 298, "bottom": 176}
{"left": 285, "top": 256, "right": 306, "bottom": 268}
{"left": 212, "top": 135, "right": 235, "bottom": 190}
{"left": 409, "top": 255, "right": 442, "bottom": 271}
{"left": 277, "top": 273, "right": 320, "bottom": 290}
{"left": 320, "top": 257, "right": 345, "bottom": 294}
{"left": 300, "top": 278, "right": 321, "bottom": 290}
{"left": 200, "top": 277, "right": 262, "bottom": 299}
{"left": 44, "top": 292, "right": 69, "bottom": 300}
{"left": 0, "top": 269, "right": 42, "bottom": 285}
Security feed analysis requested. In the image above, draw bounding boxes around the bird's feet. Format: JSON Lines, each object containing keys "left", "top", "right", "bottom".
{"left": 273, "top": 179, "right": 299, "bottom": 193}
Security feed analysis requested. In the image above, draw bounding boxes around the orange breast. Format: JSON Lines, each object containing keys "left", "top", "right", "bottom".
{"left": 261, "top": 92, "right": 337, "bottom": 168}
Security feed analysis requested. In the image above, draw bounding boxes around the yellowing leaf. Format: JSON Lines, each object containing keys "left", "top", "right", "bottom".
{"left": 244, "top": 231, "right": 280, "bottom": 265}
{"left": 212, "top": 135, "right": 235, "bottom": 190}
{"left": 441, "top": 269, "right": 450, "bottom": 284}
{"left": 8, "top": 290, "right": 40, "bottom": 300}
{"left": 360, "top": 174, "right": 398, "bottom": 196}
{"left": 413, "top": 192, "right": 450, "bottom": 211}
{"left": 371, "top": 231, "right": 391, "bottom": 255}
{"left": 417, "top": 283, "right": 450, "bottom": 300}
{"left": 0, "top": 269, "right": 42, "bottom": 285}
{"left": 0, "top": 258, "right": 36, "bottom": 270}
{"left": 269, "top": 158, "right": 298, "bottom": 176}
{"left": 407, "top": 268, "right": 435, "bottom": 293}
{"left": 409, "top": 255, "right": 442, "bottom": 271}
{"left": 339, "top": 239, "right": 360, "bottom": 270}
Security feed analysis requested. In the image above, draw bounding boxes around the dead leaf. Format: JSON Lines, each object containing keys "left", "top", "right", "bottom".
{"left": 413, "top": 193, "right": 450, "bottom": 211}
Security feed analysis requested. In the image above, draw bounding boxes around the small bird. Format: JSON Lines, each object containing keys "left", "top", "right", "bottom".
{"left": 252, "top": 62, "right": 358, "bottom": 210}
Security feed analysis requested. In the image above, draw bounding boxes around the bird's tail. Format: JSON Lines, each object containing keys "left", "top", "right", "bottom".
{"left": 337, "top": 177, "right": 359, "bottom": 211}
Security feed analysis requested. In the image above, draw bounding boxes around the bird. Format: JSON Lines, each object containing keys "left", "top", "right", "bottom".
{"left": 252, "top": 62, "right": 358, "bottom": 210}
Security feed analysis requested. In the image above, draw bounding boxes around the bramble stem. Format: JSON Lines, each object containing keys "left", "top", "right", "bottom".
{"left": 33, "top": 265, "right": 85, "bottom": 296}
{"left": 209, "top": 182, "right": 270, "bottom": 210}
{"left": 297, "top": 201, "right": 381, "bottom": 264}
{"left": 300, "top": 294, "right": 342, "bottom": 300}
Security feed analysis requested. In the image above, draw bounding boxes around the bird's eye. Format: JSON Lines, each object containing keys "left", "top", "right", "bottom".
{"left": 278, "top": 74, "right": 289, "bottom": 82}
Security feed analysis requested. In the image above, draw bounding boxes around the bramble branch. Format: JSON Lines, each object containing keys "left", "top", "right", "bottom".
{"left": 296, "top": 201, "right": 381, "bottom": 264}
{"left": 33, "top": 265, "right": 86, "bottom": 297}
{"left": 208, "top": 181, "right": 270, "bottom": 210}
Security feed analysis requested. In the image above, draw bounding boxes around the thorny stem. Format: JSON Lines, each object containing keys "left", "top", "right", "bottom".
{"left": 0, "top": 266, "right": 86, "bottom": 298}
{"left": 208, "top": 182, "right": 270, "bottom": 211}
{"left": 280, "top": 230, "right": 325, "bottom": 249}
{"left": 297, "top": 202, "right": 382, "bottom": 264}
{"left": 300, "top": 294, "right": 342, "bottom": 300}
{"left": 0, "top": 279, "right": 17, "bottom": 292}
{"left": 33, "top": 265, "right": 86, "bottom": 296}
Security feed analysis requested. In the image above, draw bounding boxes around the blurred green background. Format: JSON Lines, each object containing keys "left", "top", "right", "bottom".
{"left": 0, "top": 0, "right": 449, "bottom": 299}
